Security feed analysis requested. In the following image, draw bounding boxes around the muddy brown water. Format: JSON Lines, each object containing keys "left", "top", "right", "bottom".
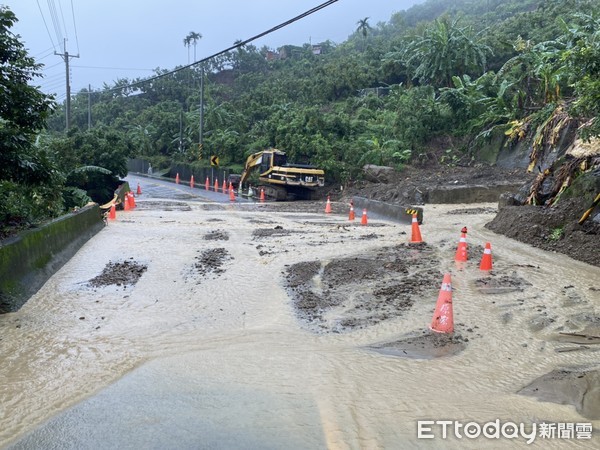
{"left": 1, "top": 180, "right": 599, "bottom": 448}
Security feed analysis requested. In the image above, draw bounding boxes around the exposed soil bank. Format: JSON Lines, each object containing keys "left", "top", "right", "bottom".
{"left": 487, "top": 197, "right": 600, "bottom": 267}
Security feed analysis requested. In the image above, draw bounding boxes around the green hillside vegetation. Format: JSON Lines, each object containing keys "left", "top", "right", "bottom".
{"left": 2, "top": 0, "right": 600, "bottom": 235}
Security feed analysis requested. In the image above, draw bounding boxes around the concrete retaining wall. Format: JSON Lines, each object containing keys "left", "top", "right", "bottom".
{"left": 0, "top": 204, "right": 104, "bottom": 313}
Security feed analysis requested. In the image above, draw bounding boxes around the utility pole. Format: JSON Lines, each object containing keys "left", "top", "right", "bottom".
{"left": 199, "top": 66, "right": 204, "bottom": 156}
{"left": 87, "top": 84, "right": 91, "bottom": 130}
{"left": 55, "top": 39, "right": 79, "bottom": 131}
{"left": 179, "top": 109, "right": 183, "bottom": 153}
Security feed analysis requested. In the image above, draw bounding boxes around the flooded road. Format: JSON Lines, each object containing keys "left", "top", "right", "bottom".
{"left": 1, "top": 175, "right": 599, "bottom": 449}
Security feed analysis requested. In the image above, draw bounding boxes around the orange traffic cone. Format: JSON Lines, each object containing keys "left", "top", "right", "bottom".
{"left": 136, "top": 183, "right": 142, "bottom": 195}
{"left": 190, "top": 175, "right": 195, "bottom": 189}
{"left": 349, "top": 201, "right": 355, "bottom": 221}
{"left": 325, "top": 196, "right": 332, "bottom": 214}
{"left": 361, "top": 208, "right": 368, "bottom": 225}
{"left": 175, "top": 173, "right": 180, "bottom": 184}
{"left": 108, "top": 204, "right": 116, "bottom": 220}
{"left": 128, "top": 192, "right": 136, "bottom": 209}
{"left": 454, "top": 231, "right": 468, "bottom": 262}
{"left": 123, "top": 193, "right": 131, "bottom": 211}
{"left": 430, "top": 273, "right": 454, "bottom": 333}
{"left": 205, "top": 177, "right": 210, "bottom": 190}
{"left": 480, "top": 242, "right": 493, "bottom": 271}
{"left": 229, "top": 185, "right": 235, "bottom": 201}
{"left": 214, "top": 179, "right": 219, "bottom": 191}
{"left": 260, "top": 188, "right": 265, "bottom": 202}
{"left": 222, "top": 179, "right": 227, "bottom": 193}
{"left": 410, "top": 214, "right": 423, "bottom": 243}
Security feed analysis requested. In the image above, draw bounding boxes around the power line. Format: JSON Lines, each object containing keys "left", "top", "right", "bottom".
{"left": 58, "top": 0, "right": 69, "bottom": 42}
{"left": 36, "top": 0, "right": 56, "bottom": 50}
{"left": 37, "top": 51, "right": 56, "bottom": 61}
{"left": 42, "top": 61, "right": 64, "bottom": 70}
{"left": 47, "top": 0, "right": 64, "bottom": 46}
{"left": 42, "top": 81, "right": 66, "bottom": 90}
{"left": 102, "top": 0, "right": 340, "bottom": 94}
{"left": 33, "top": 47, "right": 55, "bottom": 58}
{"left": 41, "top": 73, "right": 65, "bottom": 83}
{"left": 70, "top": 0, "right": 80, "bottom": 54}
{"left": 72, "top": 65, "right": 153, "bottom": 71}
{"left": 41, "top": 73, "right": 64, "bottom": 82}
{"left": 41, "top": 77, "right": 64, "bottom": 85}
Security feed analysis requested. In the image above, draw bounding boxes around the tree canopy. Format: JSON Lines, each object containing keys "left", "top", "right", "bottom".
{"left": 3, "top": 0, "right": 600, "bottom": 233}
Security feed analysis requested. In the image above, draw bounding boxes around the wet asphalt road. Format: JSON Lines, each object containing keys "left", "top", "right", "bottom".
{"left": 126, "top": 173, "right": 251, "bottom": 204}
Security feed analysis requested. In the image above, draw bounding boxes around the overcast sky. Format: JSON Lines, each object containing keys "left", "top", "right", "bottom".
{"left": 4, "top": 0, "right": 423, "bottom": 100}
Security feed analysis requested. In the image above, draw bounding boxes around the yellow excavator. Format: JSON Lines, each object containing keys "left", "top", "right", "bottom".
{"left": 239, "top": 148, "right": 325, "bottom": 200}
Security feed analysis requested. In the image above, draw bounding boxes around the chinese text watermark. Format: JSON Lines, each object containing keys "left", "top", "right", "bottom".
{"left": 417, "top": 420, "right": 593, "bottom": 444}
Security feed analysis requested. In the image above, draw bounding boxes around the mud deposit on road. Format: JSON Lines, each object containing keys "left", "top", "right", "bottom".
{"left": 185, "top": 248, "right": 233, "bottom": 282}
{"left": 284, "top": 243, "right": 441, "bottom": 333}
{"left": 367, "top": 329, "right": 476, "bottom": 359}
{"left": 203, "top": 230, "right": 229, "bottom": 241}
{"left": 88, "top": 260, "right": 148, "bottom": 287}
{"left": 252, "top": 226, "right": 298, "bottom": 239}
{"left": 519, "top": 367, "right": 600, "bottom": 419}
{"left": 134, "top": 200, "right": 191, "bottom": 211}
{"left": 475, "top": 272, "right": 532, "bottom": 294}
{"left": 200, "top": 204, "right": 226, "bottom": 211}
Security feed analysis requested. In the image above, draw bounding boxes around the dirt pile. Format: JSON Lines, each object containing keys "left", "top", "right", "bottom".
{"left": 284, "top": 243, "right": 441, "bottom": 333}
{"left": 203, "top": 230, "right": 229, "bottom": 241}
{"left": 368, "top": 329, "right": 478, "bottom": 359}
{"left": 252, "top": 225, "right": 296, "bottom": 239}
{"left": 88, "top": 260, "right": 148, "bottom": 287}
{"left": 185, "top": 247, "right": 233, "bottom": 283}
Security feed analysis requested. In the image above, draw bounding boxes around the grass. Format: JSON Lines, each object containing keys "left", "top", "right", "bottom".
{"left": 549, "top": 226, "right": 564, "bottom": 241}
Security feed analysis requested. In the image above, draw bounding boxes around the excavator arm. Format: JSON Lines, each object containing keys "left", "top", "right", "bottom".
{"left": 239, "top": 151, "right": 267, "bottom": 187}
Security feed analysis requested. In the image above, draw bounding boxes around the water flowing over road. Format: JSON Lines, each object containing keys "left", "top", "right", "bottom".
{"left": 1, "top": 175, "right": 599, "bottom": 449}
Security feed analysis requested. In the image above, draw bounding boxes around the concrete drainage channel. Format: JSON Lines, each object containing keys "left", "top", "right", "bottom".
{"left": 0, "top": 183, "right": 133, "bottom": 313}
{"left": 351, "top": 182, "right": 521, "bottom": 225}
{"left": 0, "top": 205, "right": 105, "bottom": 313}
{"left": 423, "top": 182, "right": 523, "bottom": 204}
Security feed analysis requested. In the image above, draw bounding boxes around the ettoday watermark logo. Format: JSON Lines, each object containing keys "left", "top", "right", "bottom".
{"left": 417, "top": 420, "right": 593, "bottom": 444}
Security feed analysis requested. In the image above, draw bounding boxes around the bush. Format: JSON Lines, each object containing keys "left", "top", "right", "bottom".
{"left": 0, "top": 181, "right": 34, "bottom": 231}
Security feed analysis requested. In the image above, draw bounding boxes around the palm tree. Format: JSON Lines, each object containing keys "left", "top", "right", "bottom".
{"left": 356, "top": 17, "right": 371, "bottom": 51}
{"left": 356, "top": 17, "right": 371, "bottom": 38}
{"left": 184, "top": 31, "right": 202, "bottom": 63}
{"left": 183, "top": 35, "right": 192, "bottom": 64}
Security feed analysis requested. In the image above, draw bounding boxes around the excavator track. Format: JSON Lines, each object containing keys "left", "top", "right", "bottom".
{"left": 259, "top": 185, "right": 288, "bottom": 201}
